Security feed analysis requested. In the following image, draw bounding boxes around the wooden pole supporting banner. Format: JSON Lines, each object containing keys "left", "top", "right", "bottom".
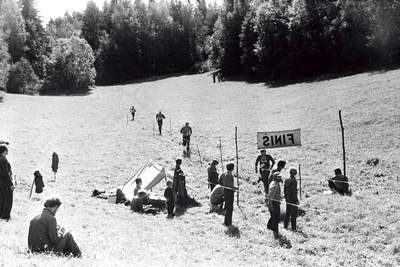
{"left": 219, "top": 139, "right": 223, "bottom": 173}
{"left": 339, "top": 110, "right": 346, "bottom": 177}
{"left": 235, "top": 127, "right": 239, "bottom": 207}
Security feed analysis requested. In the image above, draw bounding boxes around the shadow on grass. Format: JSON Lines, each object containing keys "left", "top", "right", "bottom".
{"left": 276, "top": 233, "right": 292, "bottom": 249}
{"left": 224, "top": 225, "right": 241, "bottom": 238}
{"left": 175, "top": 195, "right": 201, "bottom": 217}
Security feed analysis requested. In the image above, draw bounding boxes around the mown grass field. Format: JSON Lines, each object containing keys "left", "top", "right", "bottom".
{"left": 0, "top": 69, "right": 399, "bottom": 267}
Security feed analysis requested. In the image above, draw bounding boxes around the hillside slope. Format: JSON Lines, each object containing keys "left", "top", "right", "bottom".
{"left": 0, "top": 70, "right": 399, "bottom": 266}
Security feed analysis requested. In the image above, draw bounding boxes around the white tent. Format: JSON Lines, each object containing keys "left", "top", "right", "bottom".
{"left": 122, "top": 158, "right": 173, "bottom": 201}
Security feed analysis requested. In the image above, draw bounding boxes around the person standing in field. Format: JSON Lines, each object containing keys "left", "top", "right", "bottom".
{"left": 156, "top": 111, "right": 166, "bottom": 135}
{"left": 268, "top": 160, "right": 286, "bottom": 188}
{"left": 207, "top": 159, "right": 219, "bottom": 192}
{"left": 173, "top": 158, "right": 187, "bottom": 208}
{"left": 219, "top": 162, "right": 237, "bottom": 226}
{"left": 164, "top": 181, "right": 174, "bottom": 218}
{"left": 180, "top": 122, "right": 192, "bottom": 154}
{"left": 130, "top": 106, "right": 136, "bottom": 121}
{"left": 267, "top": 173, "right": 283, "bottom": 239}
{"left": 284, "top": 168, "right": 299, "bottom": 231}
{"left": 255, "top": 149, "right": 275, "bottom": 195}
{"left": 0, "top": 144, "right": 14, "bottom": 222}
{"left": 28, "top": 194, "right": 82, "bottom": 257}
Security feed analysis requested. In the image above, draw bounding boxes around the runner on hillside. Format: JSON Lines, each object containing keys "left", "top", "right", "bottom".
{"left": 255, "top": 149, "right": 275, "bottom": 196}
{"left": 156, "top": 111, "right": 166, "bottom": 135}
{"left": 130, "top": 106, "right": 136, "bottom": 121}
{"left": 180, "top": 122, "right": 192, "bottom": 155}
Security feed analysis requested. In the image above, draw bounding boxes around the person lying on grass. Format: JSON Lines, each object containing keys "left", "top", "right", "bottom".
{"left": 28, "top": 194, "right": 82, "bottom": 257}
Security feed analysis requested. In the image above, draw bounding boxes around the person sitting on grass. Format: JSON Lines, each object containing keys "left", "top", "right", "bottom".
{"left": 133, "top": 178, "right": 142, "bottom": 197}
{"left": 131, "top": 190, "right": 147, "bottom": 213}
{"left": 209, "top": 184, "right": 225, "bottom": 213}
{"left": 328, "top": 168, "right": 350, "bottom": 195}
{"left": 28, "top": 194, "right": 82, "bottom": 257}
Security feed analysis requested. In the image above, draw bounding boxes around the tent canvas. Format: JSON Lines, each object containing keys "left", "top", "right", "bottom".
{"left": 122, "top": 158, "right": 173, "bottom": 201}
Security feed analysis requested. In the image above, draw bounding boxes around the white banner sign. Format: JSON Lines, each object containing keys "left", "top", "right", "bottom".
{"left": 257, "top": 129, "right": 301, "bottom": 149}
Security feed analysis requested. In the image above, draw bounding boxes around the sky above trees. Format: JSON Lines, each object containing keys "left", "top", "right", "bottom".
{"left": 36, "top": 0, "right": 223, "bottom": 25}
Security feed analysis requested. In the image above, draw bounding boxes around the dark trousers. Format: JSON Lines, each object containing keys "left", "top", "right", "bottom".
{"left": 49, "top": 232, "right": 81, "bottom": 257}
{"left": 158, "top": 122, "right": 162, "bottom": 135}
{"left": 267, "top": 202, "right": 280, "bottom": 231}
{"left": 167, "top": 200, "right": 174, "bottom": 216}
{"left": 209, "top": 183, "right": 216, "bottom": 192}
{"left": 328, "top": 181, "right": 347, "bottom": 195}
{"left": 131, "top": 113, "right": 135, "bottom": 120}
{"left": 284, "top": 204, "right": 298, "bottom": 230}
{"left": 182, "top": 136, "right": 190, "bottom": 152}
{"left": 224, "top": 189, "right": 234, "bottom": 226}
{"left": 0, "top": 187, "right": 13, "bottom": 220}
{"left": 260, "top": 170, "right": 270, "bottom": 195}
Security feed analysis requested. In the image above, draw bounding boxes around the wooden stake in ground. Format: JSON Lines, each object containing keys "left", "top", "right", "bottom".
{"left": 219, "top": 139, "right": 223, "bottom": 173}
{"left": 339, "top": 110, "right": 346, "bottom": 177}
{"left": 29, "top": 178, "right": 35, "bottom": 199}
{"left": 170, "top": 117, "right": 172, "bottom": 135}
{"left": 197, "top": 145, "right": 203, "bottom": 167}
{"left": 235, "top": 127, "right": 239, "bottom": 206}
{"left": 153, "top": 120, "right": 155, "bottom": 138}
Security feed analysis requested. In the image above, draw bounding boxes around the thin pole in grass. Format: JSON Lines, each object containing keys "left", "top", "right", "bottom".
{"left": 170, "top": 117, "right": 172, "bottom": 135}
{"left": 219, "top": 139, "right": 223, "bottom": 173}
{"left": 153, "top": 120, "right": 155, "bottom": 138}
{"left": 235, "top": 127, "right": 239, "bottom": 207}
{"left": 126, "top": 114, "right": 128, "bottom": 125}
{"left": 339, "top": 110, "right": 346, "bottom": 177}
{"left": 197, "top": 144, "right": 202, "bottom": 167}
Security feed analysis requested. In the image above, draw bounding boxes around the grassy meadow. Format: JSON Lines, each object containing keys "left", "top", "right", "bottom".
{"left": 0, "top": 69, "right": 399, "bottom": 266}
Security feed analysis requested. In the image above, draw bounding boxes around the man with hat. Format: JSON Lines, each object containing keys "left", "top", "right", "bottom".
{"left": 328, "top": 168, "right": 349, "bottom": 195}
{"left": 255, "top": 149, "right": 275, "bottom": 195}
{"left": 207, "top": 159, "right": 219, "bottom": 192}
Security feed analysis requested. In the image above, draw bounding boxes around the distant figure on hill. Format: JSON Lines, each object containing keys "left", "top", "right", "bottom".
{"left": 156, "top": 111, "right": 166, "bottom": 135}
{"left": 130, "top": 106, "right": 136, "bottom": 121}
{"left": 284, "top": 168, "right": 299, "bottom": 231}
{"left": 219, "top": 162, "right": 237, "bottom": 226}
{"left": 173, "top": 158, "right": 187, "bottom": 208}
{"left": 207, "top": 159, "right": 219, "bottom": 192}
{"left": 0, "top": 144, "right": 14, "bottom": 222}
{"left": 328, "top": 168, "right": 349, "bottom": 195}
{"left": 51, "top": 152, "right": 59, "bottom": 181}
{"left": 33, "top": 170, "right": 45, "bottom": 194}
{"left": 255, "top": 149, "right": 275, "bottom": 196}
{"left": 209, "top": 184, "right": 225, "bottom": 213}
{"left": 267, "top": 173, "right": 283, "bottom": 239}
{"left": 133, "top": 178, "right": 142, "bottom": 197}
{"left": 164, "top": 181, "right": 174, "bottom": 219}
{"left": 180, "top": 122, "right": 192, "bottom": 155}
{"left": 268, "top": 160, "right": 286, "bottom": 188}
{"left": 28, "top": 194, "right": 82, "bottom": 257}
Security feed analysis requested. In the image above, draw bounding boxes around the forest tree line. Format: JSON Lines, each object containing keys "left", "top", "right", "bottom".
{"left": 1, "top": 0, "right": 400, "bottom": 95}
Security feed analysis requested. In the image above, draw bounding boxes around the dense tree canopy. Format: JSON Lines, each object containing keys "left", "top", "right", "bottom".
{"left": 1, "top": 0, "right": 400, "bottom": 95}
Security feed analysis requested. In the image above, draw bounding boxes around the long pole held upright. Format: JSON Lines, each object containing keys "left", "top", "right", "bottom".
{"left": 235, "top": 127, "right": 239, "bottom": 206}
{"left": 299, "top": 163, "right": 302, "bottom": 199}
{"left": 219, "top": 139, "right": 223, "bottom": 173}
{"left": 339, "top": 110, "right": 346, "bottom": 177}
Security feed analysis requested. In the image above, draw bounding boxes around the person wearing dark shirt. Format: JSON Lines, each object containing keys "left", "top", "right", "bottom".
{"left": 284, "top": 168, "right": 299, "bottom": 231}
{"left": 219, "top": 162, "right": 236, "bottom": 226}
{"left": 173, "top": 159, "right": 187, "bottom": 208}
{"left": 130, "top": 106, "right": 136, "bottom": 121}
{"left": 328, "top": 168, "right": 349, "bottom": 195}
{"left": 180, "top": 122, "right": 192, "bottom": 154}
{"left": 0, "top": 145, "right": 14, "bottom": 221}
{"left": 28, "top": 195, "right": 81, "bottom": 257}
{"left": 268, "top": 160, "right": 286, "bottom": 189}
{"left": 207, "top": 159, "right": 219, "bottom": 192}
{"left": 164, "top": 181, "right": 174, "bottom": 218}
{"left": 255, "top": 150, "right": 275, "bottom": 195}
{"left": 156, "top": 111, "right": 166, "bottom": 135}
